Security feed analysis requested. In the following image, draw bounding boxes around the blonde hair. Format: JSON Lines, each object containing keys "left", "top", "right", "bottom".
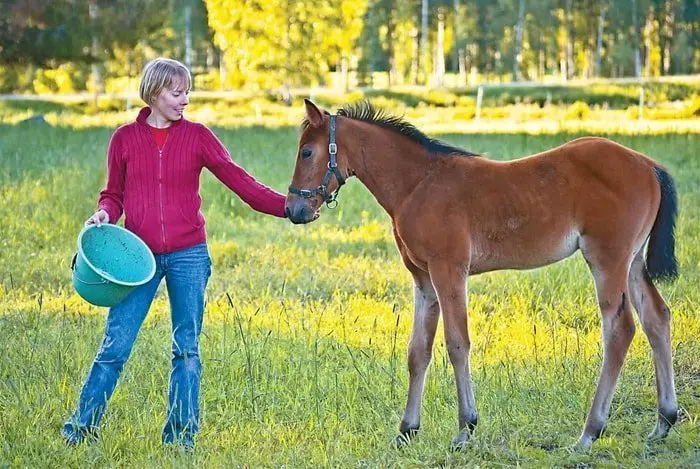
{"left": 139, "top": 58, "right": 191, "bottom": 105}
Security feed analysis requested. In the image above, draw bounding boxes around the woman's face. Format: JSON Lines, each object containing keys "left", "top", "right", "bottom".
{"left": 151, "top": 77, "right": 190, "bottom": 122}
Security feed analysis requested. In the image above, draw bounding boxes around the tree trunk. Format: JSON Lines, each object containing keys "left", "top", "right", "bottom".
{"left": 644, "top": 9, "right": 654, "bottom": 76}
{"left": 206, "top": 43, "right": 215, "bottom": 70}
{"left": 89, "top": 0, "right": 104, "bottom": 99}
{"left": 436, "top": 8, "right": 446, "bottom": 86}
{"left": 513, "top": 0, "right": 525, "bottom": 81}
{"left": 566, "top": 0, "right": 574, "bottom": 80}
{"left": 453, "top": 0, "right": 460, "bottom": 73}
{"left": 495, "top": 47, "right": 503, "bottom": 82}
{"left": 283, "top": 0, "right": 291, "bottom": 87}
{"left": 184, "top": 2, "right": 193, "bottom": 71}
{"left": 219, "top": 58, "right": 227, "bottom": 90}
{"left": 660, "top": 0, "right": 675, "bottom": 75}
{"left": 539, "top": 48, "right": 545, "bottom": 79}
{"left": 126, "top": 50, "right": 134, "bottom": 110}
{"left": 420, "top": 0, "right": 429, "bottom": 84}
{"left": 633, "top": 0, "right": 642, "bottom": 78}
{"left": 387, "top": 0, "right": 396, "bottom": 87}
{"left": 476, "top": 4, "right": 487, "bottom": 81}
{"left": 411, "top": 27, "right": 419, "bottom": 84}
{"left": 469, "top": 43, "right": 478, "bottom": 85}
{"left": 341, "top": 56, "right": 349, "bottom": 92}
{"left": 595, "top": 6, "right": 606, "bottom": 77}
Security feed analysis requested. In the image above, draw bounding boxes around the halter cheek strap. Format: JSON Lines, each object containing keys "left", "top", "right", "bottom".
{"left": 288, "top": 114, "right": 346, "bottom": 208}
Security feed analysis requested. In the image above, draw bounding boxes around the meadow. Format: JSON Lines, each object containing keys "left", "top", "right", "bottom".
{"left": 0, "top": 99, "right": 698, "bottom": 467}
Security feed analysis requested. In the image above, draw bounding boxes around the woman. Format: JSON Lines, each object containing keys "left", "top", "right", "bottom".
{"left": 62, "top": 58, "right": 287, "bottom": 450}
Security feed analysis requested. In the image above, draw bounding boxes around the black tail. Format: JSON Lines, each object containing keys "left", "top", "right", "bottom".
{"left": 646, "top": 167, "right": 679, "bottom": 281}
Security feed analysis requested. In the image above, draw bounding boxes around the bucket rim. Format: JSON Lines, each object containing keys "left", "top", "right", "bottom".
{"left": 77, "top": 224, "right": 156, "bottom": 287}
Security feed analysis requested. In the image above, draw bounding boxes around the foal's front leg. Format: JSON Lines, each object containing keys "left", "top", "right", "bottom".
{"left": 395, "top": 269, "right": 440, "bottom": 447}
{"left": 429, "top": 261, "right": 477, "bottom": 450}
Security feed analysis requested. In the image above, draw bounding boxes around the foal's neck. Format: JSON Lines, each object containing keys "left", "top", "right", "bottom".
{"left": 343, "top": 120, "right": 433, "bottom": 217}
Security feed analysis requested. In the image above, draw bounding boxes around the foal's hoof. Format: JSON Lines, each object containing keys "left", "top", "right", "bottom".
{"left": 449, "top": 430, "right": 472, "bottom": 452}
{"left": 568, "top": 437, "right": 593, "bottom": 453}
{"left": 648, "top": 409, "right": 679, "bottom": 442}
{"left": 393, "top": 427, "right": 419, "bottom": 449}
{"left": 647, "top": 421, "right": 672, "bottom": 442}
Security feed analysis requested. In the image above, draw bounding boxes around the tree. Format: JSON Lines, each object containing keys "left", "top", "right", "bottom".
{"left": 420, "top": 0, "right": 429, "bottom": 84}
{"left": 206, "top": 0, "right": 368, "bottom": 88}
{"left": 513, "top": 0, "right": 526, "bottom": 81}
{"left": 0, "top": 0, "right": 92, "bottom": 66}
{"left": 566, "top": 0, "right": 574, "bottom": 79}
{"left": 357, "top": 0, "right": 395, "bottom": 86}
{"left": 594, "top": 1, "right": 609, "bottom": 77}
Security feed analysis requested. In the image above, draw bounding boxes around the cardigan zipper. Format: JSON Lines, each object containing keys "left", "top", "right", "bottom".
{"left": 157, "top": 132, "right": 170, "bottom": 251}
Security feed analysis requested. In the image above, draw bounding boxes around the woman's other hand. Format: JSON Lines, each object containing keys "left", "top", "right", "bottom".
{"left": 85, "top": 209, "right": 110, "bottom": 227}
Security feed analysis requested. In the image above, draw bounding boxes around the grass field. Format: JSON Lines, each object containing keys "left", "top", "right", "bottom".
{"left": 0, "top": 103, "right": 698, "bottom": 467}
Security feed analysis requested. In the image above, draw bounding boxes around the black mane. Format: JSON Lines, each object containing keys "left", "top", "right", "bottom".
{"left": 303, "top": 100, "right": 480, "bottom": 157}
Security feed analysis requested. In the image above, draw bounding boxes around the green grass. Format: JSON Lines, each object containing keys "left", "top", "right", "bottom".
{"left": 0, "top": 106, "right": 698, "bottom": 467}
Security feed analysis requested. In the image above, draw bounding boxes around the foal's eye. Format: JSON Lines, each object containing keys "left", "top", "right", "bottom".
{"left": 301, "top": 148, "right": 313, "bottom": 159}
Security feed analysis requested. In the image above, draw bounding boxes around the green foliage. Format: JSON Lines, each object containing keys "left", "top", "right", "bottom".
{"left": 365, "top": 95, "right": 407, "bottom": 111}
{"left": 3, "top": 0, "right": 700, "bottom": 92}
{"left": 565, "top": 101, "right": 591, "bottom": 120}
{"left": 103, "top": 76, "right": 135, "bottom": 95}
{"left": 422, "top": 89, "right": 458, "bottom": 107}
{"left": 0, "top": 0, "right": 168, "bottom": 68}
{"left": 627, "top": 96, "right": 700, "bottom": 120}
{"left": 313, "top": 90, "right": 366, "bottom": 108}
{"left": 32, "top": 64, "right": 88, "bottom": 95}
{"left": 206, "top": 0, "right": 369, "bottom": 88}
{"left": 453, "top": 106, "right": 476, "bottom": 121}
{"left": 689, "top": 95, "right": 700, "bottom": 117}
{"left": 0, "top": 1, "right": 93, "bottom": 66}
{"left": 194, "top": 70, "right": 223, "bottom": 91}
{"left": 0, "top": 64, "right": 33, "bottom": 93}
{"left": 460, "top": 82, "right": 699, "bottom": 109}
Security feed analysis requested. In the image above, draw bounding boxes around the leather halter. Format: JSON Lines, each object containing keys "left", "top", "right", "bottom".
{"left": 288, "top": 115, "right": 345, "bottom": 208}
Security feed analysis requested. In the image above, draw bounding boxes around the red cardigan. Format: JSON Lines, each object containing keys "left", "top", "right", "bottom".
{"left": 98, "top": 107, "right": 287, "bottom": 254}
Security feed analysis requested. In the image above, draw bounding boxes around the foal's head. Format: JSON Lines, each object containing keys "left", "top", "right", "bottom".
{"left": 285, "top": 99, "right": 350, "bottom": 224}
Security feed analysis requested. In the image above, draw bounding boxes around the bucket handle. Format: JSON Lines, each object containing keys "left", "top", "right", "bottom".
{"left": 74, "top": 275, "right": 108, "bottom": 286}
{"left": 71, "top": 252, "right": 108, "bottom": 286}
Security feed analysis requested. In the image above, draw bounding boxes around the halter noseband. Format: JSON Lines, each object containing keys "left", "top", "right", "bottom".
{"left": 288, "top": 115, "right": 346, "bottom": 208}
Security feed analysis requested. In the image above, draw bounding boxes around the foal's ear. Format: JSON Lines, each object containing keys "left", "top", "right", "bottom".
{"left": 304, "top": 99, "right": 324, "bottom": 128}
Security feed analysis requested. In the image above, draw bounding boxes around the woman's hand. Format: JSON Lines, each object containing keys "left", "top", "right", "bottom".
{"left": 85, "top": 209, "right": 110, "bottom": 227}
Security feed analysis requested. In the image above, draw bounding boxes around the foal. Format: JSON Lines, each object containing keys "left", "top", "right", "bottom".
{"left": 285, "top": 100, "right": 679, "bottom": 450}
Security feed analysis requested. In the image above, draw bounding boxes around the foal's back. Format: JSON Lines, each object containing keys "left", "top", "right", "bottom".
{"left": 398, "top": 137, "right": 662, "bottom": 274}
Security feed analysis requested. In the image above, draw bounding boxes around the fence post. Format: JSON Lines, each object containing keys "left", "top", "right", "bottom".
{"left": 475, "top": 85, "right": 484, "bottom": 121}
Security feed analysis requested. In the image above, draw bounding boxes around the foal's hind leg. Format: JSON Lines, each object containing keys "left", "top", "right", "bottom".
{"left": 429, "top": 262, "right": 477, "bottom": 450}
{"left": 628, "top": 253, "right": 679, "bottom": 440}
{"left": 576, "top": 250, "right": 636, "bottom": 450}
{"left": 395, "top": 268, "right": 440, "bottom": 447}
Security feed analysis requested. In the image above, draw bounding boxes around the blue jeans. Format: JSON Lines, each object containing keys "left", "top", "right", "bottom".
{"left": 63, "top": 242, "right": 211, "bottom": 444}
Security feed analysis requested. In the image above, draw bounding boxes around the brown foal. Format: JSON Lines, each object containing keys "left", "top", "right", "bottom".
{"left": 286, "top": 100, "right": 679, "bottom": 450}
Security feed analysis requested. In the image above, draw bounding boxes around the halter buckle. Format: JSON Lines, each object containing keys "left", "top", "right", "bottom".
{"left": 328, "top": 143, "right": 337, "bottom": 155}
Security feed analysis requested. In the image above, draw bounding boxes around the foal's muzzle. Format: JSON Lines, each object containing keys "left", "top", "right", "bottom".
{"left": 285, "top": 199, "right": 319, "bottom": 224}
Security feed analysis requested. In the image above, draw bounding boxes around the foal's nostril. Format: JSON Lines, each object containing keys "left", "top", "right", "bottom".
{"left": 287, "top": 202, "right": 309, "bottom": 224}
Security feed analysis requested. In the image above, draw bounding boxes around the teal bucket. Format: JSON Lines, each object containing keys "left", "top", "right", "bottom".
{"left": 72, "top": 224, "right": 156, "bottom": 307}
